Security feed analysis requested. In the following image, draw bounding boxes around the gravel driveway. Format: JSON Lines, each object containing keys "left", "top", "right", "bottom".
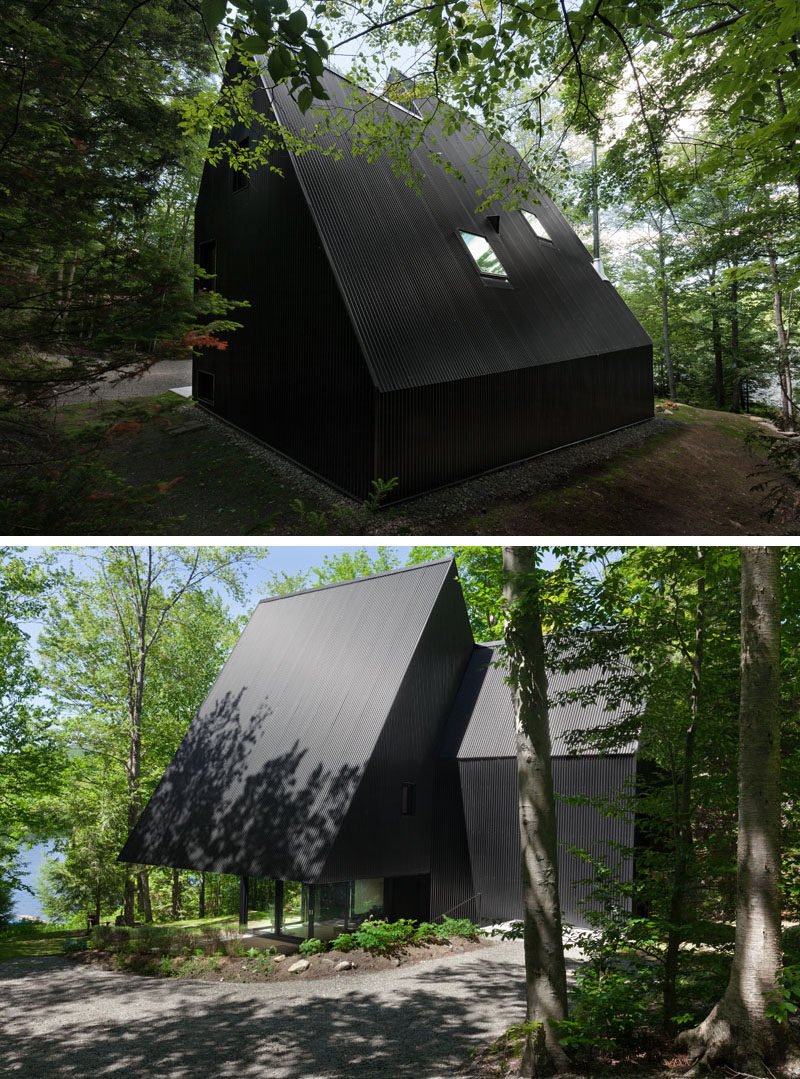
{"left": 57, "top": 359, "right": 192, "bottom": 403}
{"left": 0, "top": 939, "right": 568, "bottom": 1078}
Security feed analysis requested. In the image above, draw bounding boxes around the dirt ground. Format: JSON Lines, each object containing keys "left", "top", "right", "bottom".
{"left": 73, "top": 936, "right": 490, "bottom": 984}
{"left": 5, "top": 393, "right": 799, "bottom": 535}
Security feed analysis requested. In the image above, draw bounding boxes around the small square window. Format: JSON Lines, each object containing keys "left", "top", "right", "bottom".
{"left": 232, "top": 137, "right": 250, "bottom": 193}
{"left": 400, "top": 783, "right": 416, "bottom": 816}
{"left": 458, "top": 230, "right": 508, "bottom": 278}
{"left": 196, "top": 370, "right": 215, "bottom": 403}
{"left": 522, "top": 209, "right": 553, "bottom": 243}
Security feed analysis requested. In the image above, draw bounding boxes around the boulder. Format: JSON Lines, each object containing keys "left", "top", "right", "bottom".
{"left": 288, "top": 958, "right": 310, "bottom": 974}
{"left": 334, "top": 960, "right": 354, "bottom": 971}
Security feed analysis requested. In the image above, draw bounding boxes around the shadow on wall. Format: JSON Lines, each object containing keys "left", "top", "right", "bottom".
{"left": 1, "top": 949, "right": 533, "bottom": 1078}
{"left": 122, "top": 689, "right": 362, "bottom": 880}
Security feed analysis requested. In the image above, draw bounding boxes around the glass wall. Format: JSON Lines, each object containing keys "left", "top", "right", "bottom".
{"left": 278, "top": 878, "right": 385, "bottom": 941}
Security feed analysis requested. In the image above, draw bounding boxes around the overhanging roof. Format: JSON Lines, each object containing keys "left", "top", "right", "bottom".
{"left": 440, "top": 642, "right": 639, "bottom": 759}
{"left": 264, "top": 68, "right": 651, "bottom": 394}
{"left": 120, "top": 558, "right": 460, "bottom": 881}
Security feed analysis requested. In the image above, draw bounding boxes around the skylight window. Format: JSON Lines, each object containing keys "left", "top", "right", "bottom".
{"left": 522, "top": 209, "right": 553, "bottom": 243}
{"left": 459, "top": 231, "right": 508, "bottom": 278}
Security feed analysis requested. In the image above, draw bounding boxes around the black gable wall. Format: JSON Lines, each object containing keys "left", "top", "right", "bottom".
{"left": 320, "top": 562, "right": 475, "bottom": 887}
{"left": 193, "top": 96, "right": 376, "bottom": 497}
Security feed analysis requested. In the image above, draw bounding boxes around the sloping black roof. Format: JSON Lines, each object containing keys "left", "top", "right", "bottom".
{"left": 440, "top": 642, "right": 638, "bottom": 758}
{"left": 264, "top": 67, "right": 651, "bottom": 394}
{"left": 120, "top": 558, "right": 460, "bottom": 880}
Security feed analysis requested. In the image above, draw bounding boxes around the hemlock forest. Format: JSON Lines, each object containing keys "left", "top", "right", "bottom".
{"left": 3, "top": 543, "right": 800, "bottom": 1078}
{"left": 1, "top": 0, "right": 800, "bottom": 533}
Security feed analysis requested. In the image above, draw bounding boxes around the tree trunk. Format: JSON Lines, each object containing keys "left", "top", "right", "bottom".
{"left": 137, "top": 869, "right": 152, "bottom": 923}
{"left": 171, "top": 868, "right": 182, "bottom": 920}
{"left": 502, "top": 547, "right": 569, "bottom": 1077}
{"left": 658, "top": 231, "right": 676, "bottom": 399}
{"left": 712, "top": 307, "right": 724, "bottom": 409}
{"left": 677, "top": 547, "right": 800, "bottom": 1076}
{"left": 767, "top": 246, "right": 795, "bottom": 430}
{"left": 199, "top": 872, "right": 206, "bottom": 919}
{"left": 730, "top": 275, "right": 742, "bottom": 413}
{"left": 663, "top": 549, "right": 705, "bottom": 1031}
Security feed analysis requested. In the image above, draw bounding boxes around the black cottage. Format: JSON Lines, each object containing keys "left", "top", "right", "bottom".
{"left": 193, "top": 67, "right": 653, "bottom": 500}
{"left": 121, "top": 559, "right": 638, "bottom": 936}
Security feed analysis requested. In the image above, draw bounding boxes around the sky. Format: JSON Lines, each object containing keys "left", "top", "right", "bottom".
{"left": 9, "top": 544, "right": 417, "bottom": 919}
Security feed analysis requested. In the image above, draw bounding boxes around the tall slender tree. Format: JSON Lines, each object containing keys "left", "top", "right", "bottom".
{"left": 502, "top": 546, "right": 569, "bottom": 1076}
{"left": 679, "top": 546, "right": 800, "bottom": 1076}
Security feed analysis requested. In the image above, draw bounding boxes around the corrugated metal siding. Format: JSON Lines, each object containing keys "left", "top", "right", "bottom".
{"left": 320, "top": 561, "right": 474, "bottom": 883}
{"left": 120, "top": 559, "right": 460, "bottom": 880}
{"left": 268, "top": 70, "right": 652, "bottom": 394}
{"left": 458, "top": 756, "right": 636, "bottom": 927}
{"left": 193, "top": 89, "right": 375, "bottom": 498}
{"left": 375, "top": 348, "right": 653, "bottom": 498}
{"left": 429, "top": 758, "right": 475, "bottom": 921}
{"left": 441, "top": 644, "right": 638, "bottom": 759}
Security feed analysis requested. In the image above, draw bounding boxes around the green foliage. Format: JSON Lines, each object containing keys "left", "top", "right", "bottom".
{"left": 329, "top": 916, "right": 483, "bottom": 954}
{"left": 553, "top": 964, "right": 656, "bottom": 1057}
{"left": 298, "top": 937, "right": 326, "bottom": 956}
{"left": 61, "top": 936, "right": 88, "bottom": 953}
{"left": 765, "top": 965, "right": 800, "bottom": 1025}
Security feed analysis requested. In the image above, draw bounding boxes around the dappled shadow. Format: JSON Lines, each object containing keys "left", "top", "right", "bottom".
{"left": 2, "top": 946, "right": 530, "bottom": 1078}
{"left": 120, "top": 689, "right": 361, "bottom": 881}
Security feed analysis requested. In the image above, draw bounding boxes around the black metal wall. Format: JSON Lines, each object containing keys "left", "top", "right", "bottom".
{"left": 454, "top": 755, "right": 636, "bottom": 927}
{"left": 376, "top": 348, "right": 653, "bottom": 497}
{"left": 193, "top": 91, "right": 376, "bottom": 497}
{"left": 320, "top": 561, "right": 475, "bottom": 883}
{"left": 429, "top": 758, "right": 476, "bottom": 922}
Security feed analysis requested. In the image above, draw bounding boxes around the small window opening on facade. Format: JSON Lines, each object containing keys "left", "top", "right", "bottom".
{"left": 196, "top": 240, "right": 217, "bottom": 292}
{"left": 232, "top": 138, "right": 250, "bottom": 192}
{"left": 458, "top": 231, "right": 508, "bottom": 278}
{"left": 400, "top": 783, "right": 416, "bottom": 816}
{"left": 522, "top": 209, "right": 553, "bottom": 243}
{"left": 196, "top": 370, "right": 215, "bottom": 404}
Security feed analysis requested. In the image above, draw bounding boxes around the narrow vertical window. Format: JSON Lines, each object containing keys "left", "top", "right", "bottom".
{"left": 400, "top": 783, "right": 416, "bottom": 816}
{"left": 196, "top": 370, "right": 215, "bottom": 404}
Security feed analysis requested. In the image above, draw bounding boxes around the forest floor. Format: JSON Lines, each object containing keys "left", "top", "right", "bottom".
{"left": 4, "top": 391, "right": 799, "bottom": 535}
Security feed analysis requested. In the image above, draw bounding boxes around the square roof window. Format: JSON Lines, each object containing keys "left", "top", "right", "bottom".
{"left": 459, "top": 231, "right": 508, "bottom": 278}
{"left": 522, "top": 209, "right": 553, "bottom": 242}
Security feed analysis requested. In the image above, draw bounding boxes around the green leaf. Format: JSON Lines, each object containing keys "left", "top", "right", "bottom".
{"left": 301, "top": 45, "right": 324, "bottom": 76}
{"left": 267, "top": 47, "right": 287, "bottom": 81}
{"left": 474, "top": 21, "right": 494, "bottom": 37}
{"left": 240, "top": 35, "right": 268, "bottom": 54}
{"left": 297, "top": 87, "right": 313, "bottom": 113}
{"left": 201, "top": 0, "right": 227, "bottom": 28}
{"left": 288, "top": 9, "right": 308, "bottom": 36}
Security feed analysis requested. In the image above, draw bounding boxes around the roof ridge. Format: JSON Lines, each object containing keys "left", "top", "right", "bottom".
{"left": 256, "top": 556, "right": 456, "bottom": 606}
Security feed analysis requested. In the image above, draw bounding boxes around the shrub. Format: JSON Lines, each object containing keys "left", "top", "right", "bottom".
{"left": 329, "top": 932, "right": 358, "bottom": 952}
{"left": 553, "top": 964, "right": 656, "bottom": 1058}
{"left": 299, "top": 937, "right": 326, "bottom": 956}
{"left": 439, "top": 917, "right": 483, "bottom": 941}
{"left": 61, "top": 937, "right": 88, "bottom": 954}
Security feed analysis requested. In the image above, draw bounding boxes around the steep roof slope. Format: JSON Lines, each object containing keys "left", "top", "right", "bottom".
{"left": 265, "top": 68, "right": 651, "bottom": 394}
{"left": 440, "top": 642, "right": 639, "bottom": 758}
{"left": 120, "top": 559, "right": 461, "bottom": 880}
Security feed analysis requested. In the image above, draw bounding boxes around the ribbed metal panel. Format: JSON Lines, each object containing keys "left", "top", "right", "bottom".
{"left": 320, "top": 561, "right": 474, "bottom": 883}
{"left": 429, "top": 758, "right": 475, "bottom": 921}
{"left": 268, "top": 71, "right": 652, "bottom": 394}
{"left": 441, "top": 644, "right": 638, "bottom": 759}
{"left": 120, "top": 559, "right": 461, "bottom": 880}
{"left": 193, "top": 92, "right": 375, "bottom": 497}
{"left": 458, "top": 756, "right": 635, "bottom": 927}
{"left": 375, "top": 348, "right": 653, "bottom": 498}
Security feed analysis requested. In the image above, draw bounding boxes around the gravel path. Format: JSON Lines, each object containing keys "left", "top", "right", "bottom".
{"left": 57, "top": 359, "right": 192, "bottom": 403}
{"left": 0, "top": 939, "right": 566, "bottom": 1078}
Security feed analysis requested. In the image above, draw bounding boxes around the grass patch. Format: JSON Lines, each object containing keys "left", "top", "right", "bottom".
{"left": 0, "top": 923, "right": 76, "bottom": 962}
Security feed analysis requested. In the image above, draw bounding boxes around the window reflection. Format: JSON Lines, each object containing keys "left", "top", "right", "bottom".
{"left": 459, "top": 231, "right": 508, "bottom": 277}
{"left": 522, "top": 209, "right": 553, "bottom": 242}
